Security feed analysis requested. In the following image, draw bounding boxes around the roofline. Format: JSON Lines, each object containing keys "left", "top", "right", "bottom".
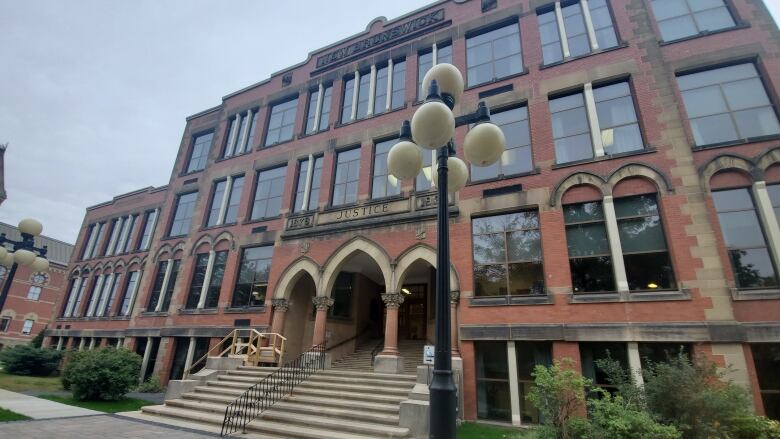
{"left": 186, "top": 105, "right": 222, "bottom": 122}
{"left": 85, "top": 185, "right": 167, "bottom": 211}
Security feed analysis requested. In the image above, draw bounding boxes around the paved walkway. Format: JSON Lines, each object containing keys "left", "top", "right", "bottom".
{"left": 0, "top": 414, "right": 220, "bottom": 438}
{"left": 0, "top": 389, "right": 100, "bottom": 419}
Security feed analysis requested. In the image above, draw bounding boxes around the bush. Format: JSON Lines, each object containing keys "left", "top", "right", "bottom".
{"left": 0, "top": 345, "right": 62, "bottom": 376}
{"left": 61, "top": 347, "right": 142, "bottom": 401}
{"left": 527, "top": 359, "right": 591, "bottom": 439}
{"left": 30, "top": 330, "right": 45, "bottom": 348}
{"left": 728, "top": 416, "right": 780, "bottom": 439}
{"left": 585, "top": 391, "right": 681, "bottom": 439}
{"left": 136, "top": 375, "right": 164, "bottom": 393}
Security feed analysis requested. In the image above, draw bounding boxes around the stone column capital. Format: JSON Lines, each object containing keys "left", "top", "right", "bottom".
{"left": 449, "top": 290, "right": 460, "bottom": 304}
{"left": 272, "top": 299, "right": 290, "bottom": 312}
{"left": 381, "top": 293, "right": 405, "bottom": 309}
{"left": 312, "top": 296, "right": 334, "bottom": 311}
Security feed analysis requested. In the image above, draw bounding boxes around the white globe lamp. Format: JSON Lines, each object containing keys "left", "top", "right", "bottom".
{"left": 412, "top": 100, "right": 455, "bottom": 150}
{"left": 432, "top": 156, "right": 469, "bottom": 193}
{"left": 464, "top": 122, "right": 506, "bottom": 167}
{"left": 0, "top": 246, "right": 6, "bottom": 260}
{"left": 388, "top": 140, "right": 423, "bottom": 180}
{"left": 31, "top": 257, "right": 49, "bottom": 272}
{"left": 18, "top": 218, "right": 43, "bottom": 236}
{"left": 13, "top": 249, "right": 36, "bottom": 267}
{"left": 421, "top": 63, "right": 464, "bottom": 105}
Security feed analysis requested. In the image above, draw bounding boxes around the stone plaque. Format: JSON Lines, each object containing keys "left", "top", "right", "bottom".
{"left": 415, "top": 193, "right": 438, "bottom": 210}
{"left": 318, "top": 198, "right": 410, "bottom": 225}
{"left": 287, "top": 214, "right": 314, "bottom": 230}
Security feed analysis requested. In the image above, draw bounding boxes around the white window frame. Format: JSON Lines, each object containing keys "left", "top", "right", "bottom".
{"left": 26, "top": 285, "right": 42, "bottom": 300}
{"left": 21, "top": 319, "right": 34, "bottom": 335}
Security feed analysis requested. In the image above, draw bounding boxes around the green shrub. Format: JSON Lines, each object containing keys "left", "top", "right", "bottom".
{"left": 0, "top": 345, "right": 62, "bottom": 376}
{"left": 61, "top": 347, "right": 142, "bottom": 401}
{"left": 586, "top": 391, "right": 681, "bottom": 439}
{"left": 527, "top": 359, "right": 591, "bottom": 439}
{"left": 30, "top": 330, "right": 45, "bottom": 348}
{"left": 136, "top": 375, "right": 164, "bottom": 393}
{"left": 728, "top": 416, "right": 780, "bottom": 439}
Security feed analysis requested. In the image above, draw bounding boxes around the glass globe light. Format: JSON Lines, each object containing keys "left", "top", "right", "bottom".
{"left": 421, "top": 63, "right": 464, "bottom": 105}
{"left": 13, "top": 249, "right": 36, "bottom": 266}
{"left": 432, "top": 156, "right": 469, "bottom": 193}
{"left": 18, "top": 218, "right": 43, "bottom": 236}
{"left": 388, "top": 140, "right": 423, "bottom": 180}
{"left": 412, "top": 101, "right": 455, "bottom": 150}
{"left": 1, "top": 253, "right": 13, "bottom": 267}
{"left": 464, "top": 122, "right": 506, "bottom": 167}
{"left": 0, "top": 246, "right": 6, "bottom": 260}
{"left": 31, "top": 257, "right": 49, "bottom": 272}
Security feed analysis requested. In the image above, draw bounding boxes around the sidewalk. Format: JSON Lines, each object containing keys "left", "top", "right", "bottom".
{"left": 0, "top": 388, "right": 100, "bottom": 419}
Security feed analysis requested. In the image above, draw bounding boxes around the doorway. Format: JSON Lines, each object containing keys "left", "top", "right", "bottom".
{"left": 399, "top": 284, "right": 427, "bottom": 340}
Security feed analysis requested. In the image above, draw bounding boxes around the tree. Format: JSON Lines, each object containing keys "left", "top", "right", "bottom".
{"left": 527, "top": 359, "right": 590, "bottom": 439}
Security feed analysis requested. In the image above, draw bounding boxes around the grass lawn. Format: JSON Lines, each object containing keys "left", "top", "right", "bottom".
{"left": 0, "top": 371, "right": 62, "bottom": 393}
{"left": 38, "top": 395, "right": 154, "bottom": 413}
{"left": 0, "top": 407, "right": 31, "bottom": 422}
{"left": 457, "top": 422, "right": 535, "bottom": 438}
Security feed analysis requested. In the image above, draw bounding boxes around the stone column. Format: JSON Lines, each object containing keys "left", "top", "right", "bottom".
{"left": 603, "top": 196, "right": 630, "bottom": 292}
{"left": 88, "top": 337, "right": 96, "bottom": 350}
{"left": 380, "top": 293, "right": 404, "bottom": 356}
{"left": 584, "top": 82, "right": 605, "bottom": 157}
{"left": 450, "top": 290, "right": 461, "bottom": 358}
{"left": 78, "top": 338, "right": 86, "bottom": 350}
{"left": 627, "top": 342, "right": 644, "bottom": 386}
{"left": 139, "top": 336, "right": 153, "bottom": 384}
{"left": 196, "top": 251, "right": 216, "bottom": 309}
{"left": 56, "top": 337, "right": 64, "bottom": 350}
{"left": 183, "top": 337, "right": 196, "bottom": 378}
{"left": 270, "top": 299, "right": 289, "bottom": 334}
{"left": 311, "top": 296, "right": 333, "bottom": 346}
{"left": 507, "top": 341, "right": 522, "bottom": 426}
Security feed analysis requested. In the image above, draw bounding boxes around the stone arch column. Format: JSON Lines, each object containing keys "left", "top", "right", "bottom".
{"left": 450, "top": 290, "right": 460, "bottom": 358}
{"left": 374, "top": 291, "right": 406, "bottom": 374}
{"left": 311, "top": 296, "right": 333, "bottom": 346}
{"left": 270, "top": 299, "right": 289, "bottom": 334}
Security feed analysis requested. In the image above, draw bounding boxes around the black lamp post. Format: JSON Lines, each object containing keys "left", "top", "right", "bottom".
{"left": 387, "top": 65, "right": 506, "bottom": 438}
{"left": 0, "top": 219, "right": 50, "bottom": 314}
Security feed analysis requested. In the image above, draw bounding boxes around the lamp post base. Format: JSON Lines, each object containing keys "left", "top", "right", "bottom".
{"left": 429, "top": 368, "right": 457, "bottom": 438}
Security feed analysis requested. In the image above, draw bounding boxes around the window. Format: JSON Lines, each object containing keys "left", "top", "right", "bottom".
{"left": 251, "top": 167, "right": 286, "bottom": 220}
{"left": 186, "top": 132, "right": 213, "bottom": 173}
{"left": 516, "top": 342, "right": 552, "bottom": 424}
{"left": 232, "top": 246, "right": 272, "bottom": 307}
{"left": 638, "top": 342, "right": 692, "bottom": 368}
{"left": 769, "top": 184, "right": 780, "bottom": 227}
{"left": 391, "top": 60, "right": 406, "bottom": 109}
{"left": 137, "top": 210, "right": 157, "bottom": 251}
{"left": 118, "top": 271, "right": 139, "bottom": 316}
{"left": 305, "top": 84, "right": 333, "bottom": 134}
{"left": 616, "top": 194, "right": 676, "bottom": 290}
{"left": 0, "top": 317, "right": 10, "bottom": 332}
{"left": 206, "top": 176, "right": 244, "bottom": 227}
{"left": 80, "top": 224, "right": 97, "bottom": 260}
{"left": 89, "top": 223, "right": 105, "bottom": 259}
{"left": 372, "top": 138, "right": 401, "bottom": 199}
{"left": 356, "top": 73, "right": 371, "bottom": 120}
{"left": 341, "top": 59, "right": 406, "bottom": 123}
{"left": 117, "top": 215, "right": 137, "bottom": 254}
{"left": 223, "top": 110, "right": 258, "bottom": 158}
{"left": 538, "top": 0, "right": 618, "bottom": 65}
{"left": 341, "top": 77, "right": 355, "bottom": 123}
{"left": 147, "top": 261, "right": 167, "bottom": 311}
{"left": 265, "top": 98, "right": 298, "bottom": 146}
{"left": 329, "top": 272, "right": 353, "bottom": 319}
{"left": 293, "top": 156, "right": 324, "bottom": 213}
{"left": 105, "top": 218, "right": 121, "bottom": 256}
{"left": 471, "top": 106, "right": 533, "bottom": 182}
{"left": 21, "top": 319, "right": 34, "bottom": 335}
{"left": 224, "top": 176, "right": 244, "bottom": 224}
{"left": 332, "top": 148, "right": 361, "bottom": 206}
{"left": 168, "top": 192, "right": 198, "bottom": 237}
{"left": 472, "top": 211, "right": 544, "bottom": 296}
{"left": 185, "top": 251, "right": 227, "bottom": 309}
{"left": 752, "top": 343, "right": 780, "bottom": 421}
{"left": 580, "top": 342, "right": 629, "bottom": 395}
{"left": 712, "top": 188, "right": 779, "bottom": 288}
{"left": 651, "top": 0, "right": 735, "bottom": 42}
{"left": 550, "top": 80, "right": 643, "bottom": 164}
{"left": 564, "top": 201, "right": 615, "bottom": 292}
{"left": 27, "top": 286, "right": 42, "bottom": 300}
{"left": 466, "top": 23, "right": 523, "bottom": 87}
{"left": 418, "top": 43, "right": 453, "bottom": 98}
{"left": 416, "top": 149, "right": 435, "bottom": 192}
{"left": 206, "top": 180, "right": 227, "bottom": 227}
{"left": 159, "top": 260, "right": 181, "bottom": 312}
{"left": 475, "top": 341, "right": 511, "bottom": 421}
{"left": 96, "top": 274, "right": 120, "bottom": 317}
{"left": 62, "top": 277, "right": 87, "bottom": 317}
{"left": 85, "top": 275, "right": 105, "bottom": 317}
{"left": 678, "top": 63, "right": 780, "bottom": 146}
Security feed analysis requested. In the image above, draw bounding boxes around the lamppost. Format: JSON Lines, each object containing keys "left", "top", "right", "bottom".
{"left": 387, "top": 64, "right": 506, "bottom": 438}
{"left": 0, "top": 218, "right": 50, "bottom": 313}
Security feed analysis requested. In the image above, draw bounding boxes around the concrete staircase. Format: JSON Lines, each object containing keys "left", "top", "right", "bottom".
{"left": 332, "top": 338, "right": 427, "bottom": 374}
{"left": 140, "top": 364, "right": 417, "bottom": 438}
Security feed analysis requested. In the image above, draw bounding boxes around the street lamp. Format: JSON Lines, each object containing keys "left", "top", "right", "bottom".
{"left": 0, "top": 218, "right": 50, "bottom": 313}
{"left": 387, "top": 64, "right": 506, "bottom": 438}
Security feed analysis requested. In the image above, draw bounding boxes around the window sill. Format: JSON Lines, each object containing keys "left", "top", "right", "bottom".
{"left": 110, "top": 315, "right": 131, "bottom": 321}
{"left": 178, "top": 308, "right": 219, "bottom": 315}
{"left": 139, "top": 311, "right": 169, "bottom": 317}
{"left": 690, "top": 134, "right": 780, "bottom": 152}
{"left": 730, "top": 288, "right": 780, "bottom": 301}
{"left": 224, "top": 306, "right": 266, "bottom": 313}
{"left": 568, "top": 289, "right": 691, "bottom": 303}
{"left": 334, "top": 104, "right": 408, "bottom": 129}
{"left": 538, "top": 43, "right": 629, "bottom": 70}
{"left": 469, "top": 294, "right": 553, "bottom": 307}
{"left": 179, "top": 169, "right": 204, "bottom": 178}
{"left": 467, "top": 167, "right": 541, "bottom": 187}
{"left": 242, "top": 215, "right": 282, "bottom": 226}
{"left": 215, "top": 151, "right": 252, "bottom": 164}
{"left": 464, "top": 70, "right": 529, "bottom": 92}
{"left": 551, "top": 147, "right": 657, "bottom": 170}
{"left": 658, "top": 23, "right": 750, "bottom": 46}
{"left": 298, "top": 127, "right": 330, "bottom": 139}
{"left": 200, "top": 222, "right": 238, "bottom": 232}
{"left": 261, "top": 137, "right": 297, "bottom": 150}
{"left": 160, "top": 235, "right": 187, "bottom": 242}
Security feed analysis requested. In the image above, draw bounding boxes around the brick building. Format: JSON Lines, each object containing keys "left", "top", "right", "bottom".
{"left": 47, "top": 0, "right": 780, "bottom": 426}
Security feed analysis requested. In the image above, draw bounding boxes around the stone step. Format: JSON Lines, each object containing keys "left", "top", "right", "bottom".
{"left": 182, "top": 391, "right": 238, "bottom": 404}
{"left": 291, "top": 386, "right": 407, "bottom": 404}
{"left": 165, "top": 398, "right": 226, "bottom": 414}
{"left": 226, "top": 369, "right": 275, "bottom": 378}
{"left": 259, "top": 410, "right": 410, "bottom": 438}
{"left": 246, "top": 418, "right": 381, "bottom": 439}
{"left": 193, "top": 385, "right": 246, "bottom": 397}
{"left": 270, "top": 401, "right": 399, "bottom": 425}
{"left": 297, "top": 380, "right": 410, "bottom": 396}
{"left": 307, "top": 374, "right": 415, "bottom": 388}
{"left": 283, "top": 394, "right": 400, "bottom": 414}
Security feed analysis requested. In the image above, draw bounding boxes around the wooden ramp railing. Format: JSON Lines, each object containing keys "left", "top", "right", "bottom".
{"left": 185, "top": 329, "right": 286, "bottom": 378}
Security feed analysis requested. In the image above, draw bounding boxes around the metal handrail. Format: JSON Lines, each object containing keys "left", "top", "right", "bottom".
{"left": 370, "top": 339, "right": 384, "bottom": 361}
{"left": 184, "top": 329, "right": 286, "bottom": 379}
{"left": 220, "top": 342, "right": 326, "bottom": 436}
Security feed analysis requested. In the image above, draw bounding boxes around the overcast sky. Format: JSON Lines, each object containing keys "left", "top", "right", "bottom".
{"left": 1, "top": 0, "right": 779, "bottom": 243}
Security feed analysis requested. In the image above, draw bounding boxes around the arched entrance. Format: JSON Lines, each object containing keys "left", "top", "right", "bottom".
{"left": 281, "top": 272, "right": 316, "bottom": 360}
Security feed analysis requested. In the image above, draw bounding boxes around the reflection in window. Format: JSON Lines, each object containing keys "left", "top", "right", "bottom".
{"left": 768, "top": 184, "right": 780, "bottom": 228}
{"left": 418, "top": 44, "right": 452, "bottom": 98}
{"left": 551, "top": 93, "right": 593, "bottom": 163}
{"left": 471, "top": 106, "right": 533, "bottom": 182}
{"left": 332, "top": 148, "right": 361, "bottom": 206}
{"left": 651, "top": 0, "right": 735, "bottom": 42}
{"left": 416, "top": 149, "right": 435, "bottom": 192}
{"left": 372, "top": 138, "right": 401, "bottom": 199}
{"left": 206, "top": 180, "right": 227, "bottom": 227}
{"left": 751, "top": 343, "right": 780, "bottom": 420}
{"left": 564, "top": 201, "right": 615, "bottom": 292}
{"left": 232, "top": 246, "right": 273, "bottom": 307}
{"left": 251, "top": 167, "right": 286, "bottom": 220}
{"left": 538, "top": 0, "right": 618, "bottom": 65}
{"left": 169, "top": 192, "right": 198, "bottom": 237}
{"left": 678, "top": 63, "right": 780, "bottom": 146}
{"left": 293, "top": 156, "right": 324, "bottom": 213}
{"left": 516, "top": 342, "right": 552, "bottom": 424}
{"left": 472, "top": 211, "right": 544, "bottom": 296}
{"left": 265, "top": 98, "right": 298, "bottom": 146}
{"left": 185, "top": 251, "right": 227, "bottom": 309}
{"left": 118, "top": 271, "right": 139, "bottom": 316}
{"left": 615, "top": 194, "right": 676, "bottom": 290}
{"left": 712, "top": 188, "right": 779, "bottom": 288}
{"left": 466, "top": 23, "right": 523, "bottom": 87}
{"left": 476, "top": 341, "right": 511, "bottom": 421}
{"left": 580, "top": 342, "right": 629, "bottom": 396}
{"left": 186, "top": 132, "right": 213, "bottom": 173}
{"left": 593, "top": 82, "right": 643, "bottom": 155}
{"left": 638, "top": 342, "right": 692, "bottom": 369}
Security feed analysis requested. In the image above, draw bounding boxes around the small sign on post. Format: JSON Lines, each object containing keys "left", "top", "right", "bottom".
{"left": 423, "top": 344, "right": 435, "bottom": 365}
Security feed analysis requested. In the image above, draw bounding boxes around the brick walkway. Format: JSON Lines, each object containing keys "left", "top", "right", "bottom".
{"left": 0, "top": 414, "right": 220, "bottom": 438}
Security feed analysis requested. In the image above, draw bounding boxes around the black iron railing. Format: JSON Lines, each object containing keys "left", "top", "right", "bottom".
{"left": 370, "top": 339, "right": 384, "bottom": 362}
{"left": 220, "top": 342, "right": 325, "bottom": 436}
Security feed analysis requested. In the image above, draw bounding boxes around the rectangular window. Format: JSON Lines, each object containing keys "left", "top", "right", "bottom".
{"left": 265, "top": 98, "right": 298, "bottom": 146}
{"left": 105, "top": 218, "right": 121, "bottom": 256}
{"left": 205, "top": 251, "right": 227, "bottom": 309}
{"left": 169, "top": 192, "right": 198, "bottom": 237}
{"left": 205, "top": 176, "right": 244, "bottom": 227}
{"left": 593, "top": 81, "right": 643, "bottom": 155}
{"left": 768, "top": 184, "right": 780, "bottom": 227}
{"left": 712, "top": 188, "right": 779, "bottom": 288}
{"left": 538, "top": 0, "right": 618, "bottom": 65}
{"left": 565, "top": 201, "right": 615, "bottom": 292}
{"left": 293, "top": 156, "right": 324, "bottom": 213}
{"left": 224, "top": 176, "right": 244, "bottom": 224}
{"left": 391, "top": 60, "right": 406, "bottom": 109}
{"left": 638, "top": 342, "right": 692, "bottom": 369}
{"left": 516, "top": 342, "right": 552, "bottom": 424}
{"left": 751, "top": 343, "right": 780, "bottom": 421}
{"left": 475, "top": 341, "right": 511, "bottom": 421}
{"left": 137, "top": 210, "right": 157, "bottom": 251}
{"left": 224, "top": 110, "right": 258, "bottom": 158}
{"left": 0, "top": 316, "right": 10, "bottom": 332}
{"left": 332, "top": 148, "right": 361, "bottom": 206}
{"left": 305, "top": 85, "right": 333, "bottom": 134}
{"left": 119, "top": 215, "right": 137, "bottom": 254}
{"left": 305, "top": 89, "right": 320, "bottom": 134}
{"left": 341, "top": 77, "right": 355, "bottom": 123}
{"left": 580, "top": 342, "right": 629, "bottom": 395}
{"left": 184, "top": 252, "right": 226, "bottom": 309}
{"left": 615, "top": 194, "right": 677, "bottom": 291}
{"left": 232, "top": 246, "right": 272, "bottom": 308}
{"left": 416, "top": 149, "right": 435, "bottom": 193}
{"left": 329, "top": 272, "right": 353, "bottom": 319}
{"left": 356, "top": 73, "right": 371, "bottom": 120}
{"left": 21, "top": 319, "right": 34, "bottom": 335}
{"left": 651, "top": 0, "right": 735, "bottom": 42}
{"left": 186, "top": 132, "right": 213, "bottom": 173}
{"left": 466, "top": 23, "right": 523, "bottom": 87}
{"left": 471, "top": 106, "right": 533, "bottom": 182}
{"left": 80, "top": 224, "right": 96, "bottom": 260}
{"left": 372, "top": 138, "right": 401, "bottom": 199}
{"left": 251, "top": 167, "right": 286, "bottom": 220}
{"left": 678, "top": 63, "right": 780, "bottom": 146}
{"left": 119, "top": 271, "right": 139, "bottom": 316}
{"left": 472, "top": 211, "right": 545, "bottom": 296}
{"left": 101, "top": 274, "right": 122, "bottom": 317}
{"left": 418, "top": 44, "right": 453, "bottom": 98}
{"left": 147, "top": 261, "right": 168, "bottom": 311}
{"left": 550, "top": 92, "right": 593, "bottom": 163}
{"left": 206, "top": 180, "right": 227, "bottom": 227}
{"left": 186, "top": 253, "right": 210, "bottom": 309}
{"left": 160, "top": 260, "right": 180, "bottom": 312}
{"left": 71, "top": 277, "right": 88, "bottom": 317}
{"left": 27, "top": 286, "right": 42, "bottom": 300}
{"left": 374, "top": 65, "right": 390, "bottom": 116}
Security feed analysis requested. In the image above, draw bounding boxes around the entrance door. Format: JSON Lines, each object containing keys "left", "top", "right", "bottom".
{"left": 399, "top": 284, "right": 427, "bottom": 340}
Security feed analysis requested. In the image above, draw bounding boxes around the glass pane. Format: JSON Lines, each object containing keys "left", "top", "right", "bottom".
{"left": 552, "top": 107, "right": 590, "bottom": 138}
{"left": 624, "top": 252, "right": 677, "bottom": 290}
{"left": 730, "top": 248, "right": 778, "bottom": 288}
{"left": 539, "top": 19, "right": 560, "bottom": 45}
{"left": 564, "top": 202, "right": 605, "bottom": 223}
{"left": 689, "top": 0, "right": 727, "bottom": 11}
{"left": 658, "top": 16, "right": 698, "bottom": 41}
{"left": 566, "top": 223, "right": 610, "bottom": 256}
{"left": 596, "top": 95, "right": 637, "bottom": 128}
{"left": 550, "top": 93, "right": 585, "bottom": 113}
{"left": 717, "top": 210, "right": 768, "bottom": 248}
{"left": 571, "top": 256, "right": 615, "bottom": 292}
{"left": 501, "top": 145, "right": 533, "bottom": 175}
{"left": 681, "top": 86, "right": 728, "bottom": 118}
{"left": 474, "top": 264, "right": 508, "bottom": 296}
{"left": 767, "top": 185, "right": 780, "bottom": 208}
{"left": 678, "top": 63, "right": 758, "bottom": 90}
{"left": 722, "top": 78, "right": 771, "bottom": 111}
{"left": 690, "top": 114, "right": 739, "bottom": 145}
{"left": 493, "top": 35, "right": 521, "bottom": 59}
{"left": 555, "top": 133, "right": 594, "bottom": 163}
{"left": 595, "top": 27, "right": 618, "bottom": 49}
{"left": 476, "top": 341, "right": 511, "bottom": 421}
{"left": 567, "top": 34, "right": 590, "bottom": 57}
{"left": 603, "top": 124, "right": 643, "bottom": 154}
{"left": 476, "top": 341, "right": 508, "bottom": 379}
{"left": 543, "top": 43, "right": 564, "bottom": 64}
{"left": 652, "top": 0, "right": 690, "bottom": 21}
{"left": 618, "top": 216, "right": 668, "bottom": 252}
{"left": 507, "top": 230, "right": 541, "bottom": 261}
{"left": 473, "top": 234, "right": 506, "bottom": 264}
{"left": 493, "top": 56, "right": 523, "bottom": 79}
{"left": 733, "top": 107, "right": 780, "bottom": 139}
{"left": 712, "top": 188, "right": 754, "bottom": 211}
{"left": 693, "top": 7, "right": 734, "bottom": 32}
{"left": 508, "top": 262, "right": 544, "bottom": 295}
